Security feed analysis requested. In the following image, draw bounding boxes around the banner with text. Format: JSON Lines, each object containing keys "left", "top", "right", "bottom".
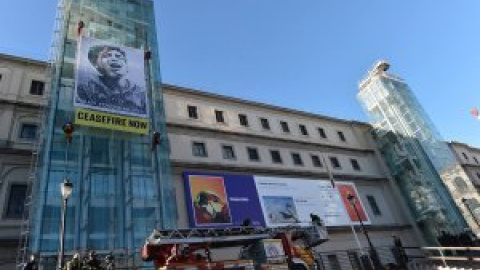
{"left": 74, "top": 37, "right": 149, "bottom": 133}
{"left": 183, "top": 172, "right": 370, "bottom": 228}
{"left": 75, "top": 108, "right": 149, "bottom": 134}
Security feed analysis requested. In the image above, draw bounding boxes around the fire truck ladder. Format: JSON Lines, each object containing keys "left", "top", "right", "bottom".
{"left": 146, "top": 224, "right": 328, "bottom": 247}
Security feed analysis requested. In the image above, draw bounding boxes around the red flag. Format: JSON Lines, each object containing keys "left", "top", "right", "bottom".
{"left": 470, "top": 108, "right": 479, "bottom": 118}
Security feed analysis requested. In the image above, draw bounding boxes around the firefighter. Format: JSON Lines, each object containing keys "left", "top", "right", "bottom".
{"left": 104, "top": 254, "right": 115, "bottom": 270}
{"left": 84, "top": 250, "right": 102, "bottom": 270}
{"left": 65, "top": 253, "right": 82, "bottom": 270}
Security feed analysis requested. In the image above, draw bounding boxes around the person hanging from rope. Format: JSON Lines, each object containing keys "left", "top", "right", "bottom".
{"left": 103, "top": 254, "right": 115, "bottom": 270}
{"left": 63, "top": 122, "right": 75, "bottom": 144}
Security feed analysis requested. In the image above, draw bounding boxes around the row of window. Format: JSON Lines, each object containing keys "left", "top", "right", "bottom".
{"left": 191, "top": 141, "right": 362, "bottom": 171}
{"left": 0, "top": 74, "right": 44, "bottom": 96}
{"left": 462, "top": 152, "right": 480, "bottom": 165}
{"left": 187, "top": 105, "right": 347, "bottom": 142}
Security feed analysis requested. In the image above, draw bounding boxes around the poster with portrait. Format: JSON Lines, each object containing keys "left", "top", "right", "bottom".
{"left": 74, "top": 36, "right": 148, "bottom": 118}
{"left": 184, "top": 172, "right": 265, "bottom": 228}
{"left": 188, "top": 175, "right": 233, "bottom": 226}
{"left": 337, "top": 182, "right": 370, "bottom": 224}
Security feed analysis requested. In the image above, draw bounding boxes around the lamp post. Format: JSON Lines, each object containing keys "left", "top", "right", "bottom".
{"left": 462, "top": 198, "right": 480, "bottom": 228}
{"left": 347, "top": 193, "right": 383, "bottom": 270}
{"left": 58, "top": 179, "right": 73, "bottom": 270}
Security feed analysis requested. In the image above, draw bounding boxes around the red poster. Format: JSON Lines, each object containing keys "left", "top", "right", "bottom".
{"left": 189, "top": 175, "right": 232, "bottom": 225}
{"left": 337, "top": 183, "right": 368, "bottom": 222}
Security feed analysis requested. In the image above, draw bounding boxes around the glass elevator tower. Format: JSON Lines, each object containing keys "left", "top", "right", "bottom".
{"left": 22, "top": 0, "right": 177, "bottom": 267}
{"left": 358, "top": 61, "right": 480, "bottom": 244}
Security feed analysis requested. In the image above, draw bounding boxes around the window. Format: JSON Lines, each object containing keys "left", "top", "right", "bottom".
{"left": 29, "top": 80, "right": 45, "bottom": 95}
{"left": 477, "top": 172, "right": 480, "bottom": 179}
{"left": 337, "top": 131, "right": 346, "bottom": 142}
{"left": 215, "top": 110, "right": 225, "bottom": 123}
{"left": 474, "top": 156, "right": 479, "bottom": 164}
{"left": 347, "top": 251, "right": 362, "bottom": 270}
{"left": 239, "top": 114, "right": 249, "bottom": 127}
{"left": 192, "top": 142, "right": 207, "bottom": 157}
{"left": 247, "top": 147, "right": 260, "bottom": 161}
{"left": 299, "top": 124, "right": 308, "bottom": 136}
{"left": 0, "top": 74, "right": 2, "bottom": 82}
{"left": 318, "top": 127, "right": 327, "bottom": 139}
{"left": 260, "top": 118, "right": 270, "bottom": 130}
{"left": 330, "top": 157, "right": 341, "bottom": 169}
{"left": 454, "top": 177, "right": 468, "bottom": 192}
{"left": 280, "top": 121, "right": 290, "bottom": 133}
{"left": 366, "top": 195, "right": 382, "bottom": 216}
{"left": 327, "top": 254, "right": 341, "bottom": 270}
{"left": 19, "top": 123, "right": 38, "bottom": 140}
{"left": 270, "top": 150, "right": 282, "bottom": 164}
{"left": 5, "top": 184, "right": 27, "bottom": 219}
{"left": 463, "top": 152, "right": 469, "bottom": 161}
{"left": 311, "top": 155, "right": 322, "bottom": 167}
{"left": 291, "top": 153, "right": 303, "bottom": 166}
{"left": 222, "top": 145, "right": 236, "bottom": 160}
{"left": 350, "top": 159, "right": 361, "bottom": 171}
{"left": 187, "top": 105, "right": 198, "bottom": 119}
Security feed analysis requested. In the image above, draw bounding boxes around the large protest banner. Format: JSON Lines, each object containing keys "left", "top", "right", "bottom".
{"left": 74, "top": 36, "right": 149, "bottom": 133}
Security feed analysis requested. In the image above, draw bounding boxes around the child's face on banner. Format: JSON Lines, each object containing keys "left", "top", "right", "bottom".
{"left": 97, "top": 48, "right": 127, "bottom": 79}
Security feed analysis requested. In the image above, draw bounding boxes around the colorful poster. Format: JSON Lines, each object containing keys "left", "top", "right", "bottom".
{"left": 337, "top": 183, "right": 370, "bottom": 223}
{"left": 74, "top": 36, "right": 148, "bottom": 118}
{"left": 262, "top": 196, "right": 299, "bottom": 225}
{"left": 184, "top": 173, "right": 265, "bottom": 227}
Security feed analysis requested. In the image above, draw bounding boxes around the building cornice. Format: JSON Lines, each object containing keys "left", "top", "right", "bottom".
{"left": 0, "top": 53, "right": 47, "bottom": 67}
{"left": 0, "top": 99, "right": 45, "bottom": 109}
{"left": 327, "top": 223, "right": 412, "bottom": 234}
{"left": 449, "top": 141, "right": 480, "bottom": 152}
{"left": 0, "top": 147, "right": 33, "bottom": 156}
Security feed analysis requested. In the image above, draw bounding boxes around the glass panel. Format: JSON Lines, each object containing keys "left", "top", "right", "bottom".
{"left": 5, "top": 184, "right": 27, "bottom": 218}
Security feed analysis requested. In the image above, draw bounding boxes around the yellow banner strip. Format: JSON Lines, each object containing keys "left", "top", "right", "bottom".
{"left": 75, "top": 108, "right": 149, "bottom": 135}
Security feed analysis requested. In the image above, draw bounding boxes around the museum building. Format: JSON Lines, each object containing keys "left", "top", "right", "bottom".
{"left": 0, "top": 53, "right": 425, "bottom": 269}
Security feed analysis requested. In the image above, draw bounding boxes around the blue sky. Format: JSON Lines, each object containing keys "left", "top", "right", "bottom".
{"left": 1, "top": 1, "right": 479, "bottom": 147}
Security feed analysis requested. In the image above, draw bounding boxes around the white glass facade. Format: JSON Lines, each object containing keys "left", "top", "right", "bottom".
{"left": 358, "top": 62, "right": 480, "bottom": 244}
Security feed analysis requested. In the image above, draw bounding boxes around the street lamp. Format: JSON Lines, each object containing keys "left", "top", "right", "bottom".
{"left": 58, "top": 179, "right": 73, "bottom": 270}
{"left": 462, "top": 198, "right": 480, "bottom": 228}
{"left": 347, "top": 193, "right": 383, "bottom": 270}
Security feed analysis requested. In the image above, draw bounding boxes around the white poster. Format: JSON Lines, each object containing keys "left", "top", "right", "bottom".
{"left": 253, "top": 176, "right": 370, "bottom": 227}
{"left": 74, "top": 36, "right": 148, "bottom": 118}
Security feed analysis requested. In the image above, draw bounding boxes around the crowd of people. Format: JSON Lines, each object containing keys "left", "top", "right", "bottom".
{"left": 23, "top": 250, "right": 115, "bottom": 270}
